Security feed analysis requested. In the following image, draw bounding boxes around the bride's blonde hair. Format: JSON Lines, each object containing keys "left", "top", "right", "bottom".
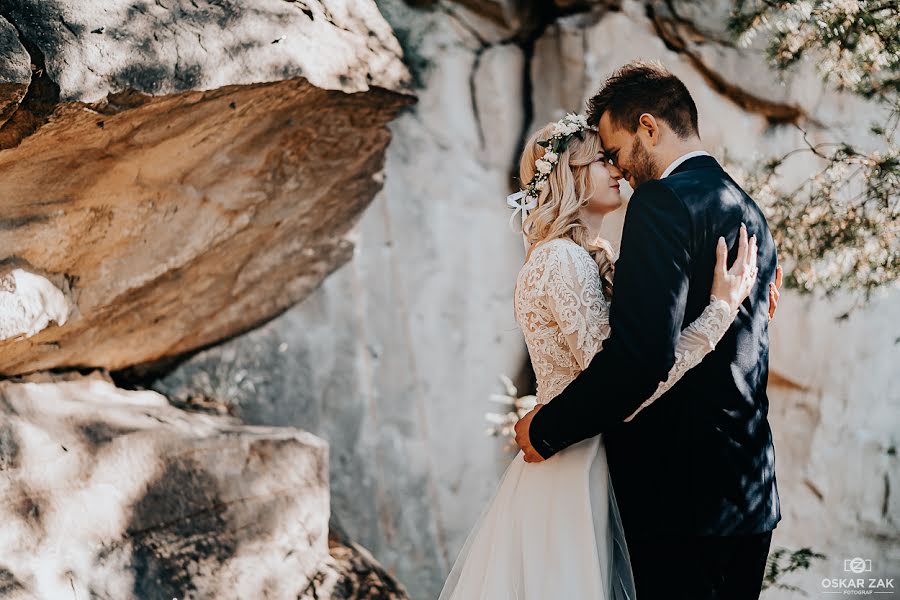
{"left": 518, "top": 121, "right": 616, "bottom": 298}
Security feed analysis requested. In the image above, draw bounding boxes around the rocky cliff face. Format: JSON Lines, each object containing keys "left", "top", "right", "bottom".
{"left": 0, "top": 372, "right": 411, "bottom": 599}
{"left": 1, "top": 0, "right": 896, "bottom": 598}
{"left": 0, "top": 0, "right": 415, "bottom": 597}
{"left": 0, "top": 0, "right": 413, "bottom": 376}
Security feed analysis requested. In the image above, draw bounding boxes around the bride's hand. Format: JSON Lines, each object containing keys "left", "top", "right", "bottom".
{"left": 711, "top": 223, "right": 758, "bottom": 313}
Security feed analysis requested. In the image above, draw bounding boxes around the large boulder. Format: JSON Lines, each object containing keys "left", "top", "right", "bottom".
{"left": 0, "top": 371, "right": 332, "bottom": 599}
{"left": 0, "top": 0, "right": 414, "bottom": 376}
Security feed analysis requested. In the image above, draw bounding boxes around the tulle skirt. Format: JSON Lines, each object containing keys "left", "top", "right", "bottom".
{"left": 438, "top": 435, "right": 636, "bottom": 600}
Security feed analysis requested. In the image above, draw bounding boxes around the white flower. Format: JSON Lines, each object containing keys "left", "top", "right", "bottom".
{"left": 535, "top": 159, "right": 552, "bottom": 174}
{"left": 535, "top": 179, "right": 547, "bottom": 190}
{"left": 543, "top": 150, "right": 558, "bottom": 163}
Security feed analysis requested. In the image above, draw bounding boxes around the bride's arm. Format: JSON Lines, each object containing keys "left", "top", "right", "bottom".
{"left": 536, "top": 231, "right": 757, "bottom": 421}
{"left": 536, "top": 241, "right": 611, "bottom": 371}
{"left": 623, "top": 295, "right": 735, "bottom": 421}
{"left": 624, "top": 232, "right": 758, "bottom": 421}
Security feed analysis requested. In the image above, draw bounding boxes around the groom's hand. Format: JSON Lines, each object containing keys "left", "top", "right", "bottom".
{"left": 514, "top": 404, "right": 546, "bottom": 463}
{"left": 768, "top": 264, "right": 783, "bottom": 321}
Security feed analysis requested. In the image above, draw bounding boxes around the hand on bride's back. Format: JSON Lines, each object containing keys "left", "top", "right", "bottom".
{"left": 711, "top": 223, "right": 758, "bottom": 313}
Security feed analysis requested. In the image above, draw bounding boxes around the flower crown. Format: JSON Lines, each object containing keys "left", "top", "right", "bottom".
{"left": 506, "top": 113, "right": 591, "bottom": 246}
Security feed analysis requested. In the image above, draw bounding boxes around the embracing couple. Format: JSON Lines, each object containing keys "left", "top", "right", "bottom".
{"left": 438, "top": 61, "right": 783, "bottom": 599}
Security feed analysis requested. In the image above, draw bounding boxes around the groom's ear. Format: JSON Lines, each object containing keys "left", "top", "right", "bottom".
{"left": 638, "top": 113, "right": 660, "bottom": 146}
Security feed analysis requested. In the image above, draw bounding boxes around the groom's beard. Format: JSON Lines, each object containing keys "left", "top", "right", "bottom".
{"left": 629, "top": 137, "right": 660, "bottom": 188}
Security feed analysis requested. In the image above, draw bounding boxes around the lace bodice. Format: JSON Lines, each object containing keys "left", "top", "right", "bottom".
{"left": 513, "top": 238, "right": 735, "bottom": 421}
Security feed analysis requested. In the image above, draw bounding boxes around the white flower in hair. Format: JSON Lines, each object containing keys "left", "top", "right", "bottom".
{"left": 506, "top": 111, "right": 590, "bottom": 249}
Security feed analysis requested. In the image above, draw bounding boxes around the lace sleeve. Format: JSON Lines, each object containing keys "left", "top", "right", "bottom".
{"left": 537, "top": 241, "right": 611, "bottom": 371}
{"left": 624, "top": 295, "right": 736, "bottom": 422}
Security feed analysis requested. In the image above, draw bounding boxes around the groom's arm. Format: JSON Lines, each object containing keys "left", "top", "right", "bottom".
{"left": 528, "top": 180, "right": 695, "bottom": 459}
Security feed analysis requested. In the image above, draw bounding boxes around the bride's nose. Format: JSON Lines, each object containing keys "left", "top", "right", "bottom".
{"left": 608, "top": 162, "right": 624, "bottom": 181}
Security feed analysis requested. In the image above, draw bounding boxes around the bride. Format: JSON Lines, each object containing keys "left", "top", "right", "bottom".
{"left": 437, "top": 114, "right": 762, "bottom": 599}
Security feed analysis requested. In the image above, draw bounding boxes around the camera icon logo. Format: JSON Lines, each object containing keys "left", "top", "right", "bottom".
{"left": 844, "top": 558, "right": 872, "bottom": 574}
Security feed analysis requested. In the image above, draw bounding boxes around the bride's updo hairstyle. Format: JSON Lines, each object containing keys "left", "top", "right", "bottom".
{"left": 518, "top": 121, "right": 616, "bottom": 298}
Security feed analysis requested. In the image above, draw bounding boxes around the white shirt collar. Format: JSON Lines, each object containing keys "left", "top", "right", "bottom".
{"left": 660, "top": 150, "right": 712, "bottom": 179}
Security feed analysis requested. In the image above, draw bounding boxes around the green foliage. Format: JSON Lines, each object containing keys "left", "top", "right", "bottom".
{"left": 762, "top": 547, "right": 827, "bottom": 595}
{"left": 729, "top": 0, "right": 899, "bottom": 101}
{"left": 728, "top": 0, "right": 899, "bottom": 301}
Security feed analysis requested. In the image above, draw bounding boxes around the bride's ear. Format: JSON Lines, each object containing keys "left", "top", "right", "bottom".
{"left": 638, "top": 113, "right": 659, "bottom": 146}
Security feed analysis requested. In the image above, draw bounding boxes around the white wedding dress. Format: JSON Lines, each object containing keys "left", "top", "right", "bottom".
{"left": 438, "top": 237, "right": 736, "bottom": 600}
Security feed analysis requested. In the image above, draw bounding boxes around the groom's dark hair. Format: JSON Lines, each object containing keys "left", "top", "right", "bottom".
{"left": 587, "top": 60, "right": 699, "bottom": 139}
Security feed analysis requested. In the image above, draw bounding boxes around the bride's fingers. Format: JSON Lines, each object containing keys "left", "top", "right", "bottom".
{"left": 729, "top": 224, "right": 747, "bottom": 275}
{"left": 748, "top": 235, "right": 758, "bottom": 276}
{"left": 734, "top": 223, "right": 748, "bottom": 271}
{"left": 715, "top": 236, "right": 728, "bottom": 276}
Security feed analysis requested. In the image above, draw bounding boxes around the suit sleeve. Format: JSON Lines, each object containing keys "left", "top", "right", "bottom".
{"left": 528, "top": 180, "right": 695, "bottom": 459}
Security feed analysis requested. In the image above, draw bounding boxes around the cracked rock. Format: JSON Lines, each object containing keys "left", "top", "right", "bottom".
{"left": 0, "top": 0, "right": 415, "bottom": 376}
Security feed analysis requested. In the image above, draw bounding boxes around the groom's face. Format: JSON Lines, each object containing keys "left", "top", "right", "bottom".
{"left": 597, "top": 111, "right": 658, "bottom": 189}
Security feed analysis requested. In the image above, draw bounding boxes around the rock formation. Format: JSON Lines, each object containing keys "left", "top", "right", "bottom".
{"left": 0, "top": 0, "right": 414, "bottom": 376}
{"left": 0, "top": 0, "right": 416, "bottom": 597}
{"left": 0, "top": 0, "right": 896, "bottom": 598}
{"left": 301, "top": 526, "right": 410, "bottom": 600}
{"left": 0, "top": 372, "right": 331, "bottom": 599}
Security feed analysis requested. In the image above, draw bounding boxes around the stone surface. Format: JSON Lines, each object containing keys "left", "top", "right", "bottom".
{"left": 300, "top": 526, "right": 410, "bottom": 599}
{"left": 765, "top": 292, "right": 900, "bottom": 595}
{"left": 0, "top": 268, "right": 69, "bottom": 341}
{"left": 0, "top": 372, "right": 330, "bottom": 599}
{"left": 0, "top": 0, "right": 410, "bottom": 104}
{"left": 0, "top": 15, "right": 29, "bottom": 129}
{"left": 0, "top": 0, "right": 414, "bottom": 376}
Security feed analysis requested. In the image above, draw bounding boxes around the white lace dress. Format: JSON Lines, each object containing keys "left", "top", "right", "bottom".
{"left": 438, "top": 238, "right": 736, "bottom": 600}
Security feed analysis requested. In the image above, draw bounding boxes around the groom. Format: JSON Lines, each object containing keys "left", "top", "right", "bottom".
{"left": 514, "top": 61, "right": 781, "bottom": 599}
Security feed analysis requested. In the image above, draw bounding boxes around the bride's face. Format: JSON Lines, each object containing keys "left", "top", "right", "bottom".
{"left": 583, "top": 152, "right": 624, "bottom": 215}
